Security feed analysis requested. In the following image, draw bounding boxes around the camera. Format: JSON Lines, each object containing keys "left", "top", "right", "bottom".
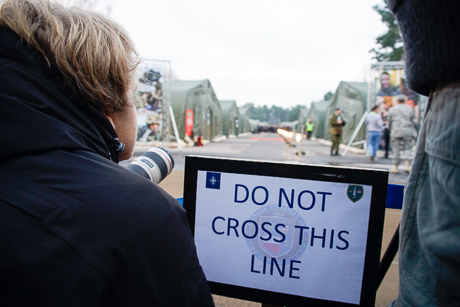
{"left": 126, "top": 147, "right": 174, "bottom": 184}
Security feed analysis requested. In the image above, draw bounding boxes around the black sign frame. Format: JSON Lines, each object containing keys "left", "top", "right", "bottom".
{"left": 183, "top": 155, "right": 388, "bottom": 307}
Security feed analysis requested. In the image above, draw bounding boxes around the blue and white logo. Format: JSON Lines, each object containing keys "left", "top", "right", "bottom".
{"left": 246, "top": 205, "right": 307, "bottom": 261}
{"left": 206, "top": 172, "right": 221, "bottom": 189}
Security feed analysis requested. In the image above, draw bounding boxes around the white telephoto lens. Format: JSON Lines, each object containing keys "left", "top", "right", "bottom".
{"left": 126, "top": 147, "right": 174, "bottom": 184}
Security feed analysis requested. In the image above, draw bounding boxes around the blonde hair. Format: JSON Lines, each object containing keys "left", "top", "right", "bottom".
{"left": 0, "top": 0, "right": 140, "bottom": 113}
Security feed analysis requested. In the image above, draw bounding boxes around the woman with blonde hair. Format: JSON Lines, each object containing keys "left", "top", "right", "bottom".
{"left": 0, "top": 0, "right": 214, "bottom": 305}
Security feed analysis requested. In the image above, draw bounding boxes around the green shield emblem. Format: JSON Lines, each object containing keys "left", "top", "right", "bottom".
{"left": 347, "top": 185, "right": 364, "bottom": 203}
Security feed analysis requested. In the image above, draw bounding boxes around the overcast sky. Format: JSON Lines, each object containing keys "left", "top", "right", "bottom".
{"left": 103, "top": 0, "right": 385, "bottom": 108}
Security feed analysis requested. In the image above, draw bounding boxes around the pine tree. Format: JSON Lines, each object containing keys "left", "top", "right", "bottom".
{"left": 369, "top": 1, "right": 404, "bottom": 62}
{"left": 323, "top": 91, "right": 333, "bottom": 101}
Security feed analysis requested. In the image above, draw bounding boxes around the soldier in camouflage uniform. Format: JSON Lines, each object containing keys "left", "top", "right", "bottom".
{"left": 388, "top": 95, "right": 417, "bottom": 173}
{"left": 329, "top": 108, "right": 346, "bottom": 155}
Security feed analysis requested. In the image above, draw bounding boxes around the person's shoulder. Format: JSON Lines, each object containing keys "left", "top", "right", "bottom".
{"left": 56, "top": 152, "right": 184, "bottom": 226}
{"left": 402, "top": 104, "right": 413, "bottom": 111}
{"left": 54, "top": 155, "right": 186, "bottom": 246}
{"left": 89, "top": 162, "right": 183, "bottom": 219}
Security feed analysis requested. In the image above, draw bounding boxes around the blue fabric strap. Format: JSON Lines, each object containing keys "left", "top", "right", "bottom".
{"left": 386, "top": 184, "right": 404, "bottom": 209}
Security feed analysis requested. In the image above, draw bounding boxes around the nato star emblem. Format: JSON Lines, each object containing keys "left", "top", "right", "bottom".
{"left": 206, "top": 172, "right": 221, "bottom": 189}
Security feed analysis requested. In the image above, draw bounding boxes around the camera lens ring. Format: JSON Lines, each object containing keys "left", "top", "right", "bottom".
{"left": 125, "top": 147, "right": 174, "bottom": 184}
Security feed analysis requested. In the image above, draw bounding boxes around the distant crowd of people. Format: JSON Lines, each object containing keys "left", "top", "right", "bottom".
{"left": 365, "top": 86, "right": 418, "bottom": 174}
{"left": 324, "top": 71, "right": 420, "bottom": 174}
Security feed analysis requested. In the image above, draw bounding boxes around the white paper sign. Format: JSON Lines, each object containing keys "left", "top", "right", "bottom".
{"left": 194, "top": 171, "right": 373, "bottom": 305}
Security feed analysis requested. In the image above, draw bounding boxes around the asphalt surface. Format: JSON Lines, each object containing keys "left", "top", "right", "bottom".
{"left": 130, "top": 132, "right": 410, "bottom": 185}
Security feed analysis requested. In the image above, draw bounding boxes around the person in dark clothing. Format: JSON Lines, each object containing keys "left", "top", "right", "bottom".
{"left": 0, "top": 1, "right": 214, "bottom": 306}
{"left": 387, "top": 0, "right": 460, "bottom": 306}
{"left": 381, "top": 110, "right": 390, "bottom": 158}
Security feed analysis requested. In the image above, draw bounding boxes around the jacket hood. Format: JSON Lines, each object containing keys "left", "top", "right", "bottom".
{"left": 0, "top": 26, "right": 124, "bottom": 163}
{"left": 387, "top": 0, "right": 404, "bottom": 13}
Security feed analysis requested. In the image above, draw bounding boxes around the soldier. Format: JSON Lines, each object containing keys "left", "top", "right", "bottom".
{"left": 329, "top": 108, "right": 346, "bottom": 155}
{"left": 388, "top": 95, "right": 417, "bottom": 173}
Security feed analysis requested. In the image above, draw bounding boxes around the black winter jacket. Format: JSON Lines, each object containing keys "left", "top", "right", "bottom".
{"left": 0, "top": 26, "right": 214, "bottom": 307}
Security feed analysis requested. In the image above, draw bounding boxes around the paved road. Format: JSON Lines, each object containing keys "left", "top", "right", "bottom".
{"left": 131, "top": 132, "right": 410, "bottom": 185}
